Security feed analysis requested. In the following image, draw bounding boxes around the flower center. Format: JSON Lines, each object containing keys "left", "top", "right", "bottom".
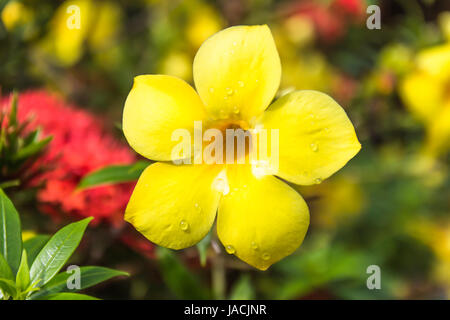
{"left": 203, "top": 119, "right": 254, "bottom": 164}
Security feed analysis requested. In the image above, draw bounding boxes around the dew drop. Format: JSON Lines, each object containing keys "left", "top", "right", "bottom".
{"left": 310, "top": 143, "right": 318, "bottom": 152}
{"left": 209, "top": 87, "right": 214, "bottom": 93}
{"left": 237, "top": 81, "right": 244, "bottom": 87}
{"left": 226, "top": 245, "right": 235, "bottom": 254}
{"left": 232, "top": 106, "right": 240, "bottom": 114}
{"left": 179, "top": 220, "right": 189, "bottom": 231}
{"left": 314, "top": 178, "right": 322, "bottom": 184}
{"left": 213, "top": 170, "right": 230, "bottom": 195}
{"left": 251, "top": 242, "right": 258, "bottom": 250}
{"left": 225, "top": 87, "right": 234, "bottom": 96}
{"left": 262, "top": 252, "right": 270, "bottom": 260}
{"left": 194, "top": 203, "right": 202, "bottom": 213}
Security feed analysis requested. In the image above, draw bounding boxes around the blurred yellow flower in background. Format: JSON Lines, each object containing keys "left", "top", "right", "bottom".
{"left": 39, "top": 0, "right": 121, "bottom": 67}
{"left": 407, "top": 219, "right": 450, "bottom": 297}
{"left": 400, "top": 13, "right": 450, "bottom": 157}
{"left": 1, "top": 0, "right": 33, "bottom": 31}
{"left": 186, "top": 4, "right": 223, "bottom": 50}
{"left": 122, "top": 25, "right": 360, "bottom": 270}
{"left": 159, "top": 51, "right": 192, "bottom": 81}
{"left": 300, "top": 175, "right": 365, "bottom": 229}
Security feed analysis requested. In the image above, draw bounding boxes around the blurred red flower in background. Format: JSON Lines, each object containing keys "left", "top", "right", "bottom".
{"left": 1, "top": 90, "right": 154, "bottom": 257}
{"left": 282, "top": 0, "right": 366, "bottom": 43}
{"left": 1, "top": 91, "right": 134, "bottom": 226}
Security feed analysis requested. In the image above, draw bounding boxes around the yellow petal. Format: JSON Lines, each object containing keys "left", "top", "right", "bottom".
{"left": 123, "top": 75, "right": 206, "bottom": 161}
{"left": 425, "top": 100, "right": 450, "bottom": 156}
{"left": 125, "top": 162, "right": 222, "bottom": 249}
{"left": 217, "top": 165, "right": 310, "bottom": 270}
{"left": 399, "top": 71, "right": 444, "bottom": 124}
{"left": 416, "top": 43, "right": 450, "bottom": 81}
{"left": 259, "top": 90, "right": 361, "bottom": 185}
{"left": 193, "top": 25, "right": 281, "bottom": 121}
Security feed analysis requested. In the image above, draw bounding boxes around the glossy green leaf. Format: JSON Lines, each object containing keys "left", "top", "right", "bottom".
{"left": 31, "top": 266, "right": 128, "bottom": 299}
{"left": 0, "top": 252, "right": 13, "bottom": 281}
{"left": 0, "top": 278, "right": 17, "bottom": 298}
{"left": 77, "top": 161, "right": 150, "bottom": 190}
{"left": 0, "top": 189, "right": 22, "bottom": 275}
{"left": 29, "top": 217, "right": 93, "bottom": 286}
{"left": 16, "top": 250, "right": 30, "bottom": 292}
{"left": 37, "top": 292, "right": 99, "bottom": 300}
{"left": 157, "top": 247, "right": 209, "bottom": 299}
{"left": 23, "top": 235, "right": 50, "bottom": 266}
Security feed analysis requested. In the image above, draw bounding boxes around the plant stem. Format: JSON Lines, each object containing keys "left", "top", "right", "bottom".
{"left": 211, "top": 240, "right": 226, "bottom": 300}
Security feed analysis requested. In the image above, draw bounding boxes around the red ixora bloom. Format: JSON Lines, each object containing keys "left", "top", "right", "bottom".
{"left": 1, "top": 90, "right": 136, "bottom": 226}
{"left": 281, "top": 0, "right": 366, "bottom": 43}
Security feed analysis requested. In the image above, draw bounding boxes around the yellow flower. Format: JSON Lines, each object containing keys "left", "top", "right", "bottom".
{"left": 123, "top": 25, "right": 361, "bottom": 270}
{"left": 186, "top": 5, "right": 223, "bottom": 49}
{"left": 400, "top": 42, "right": 450, "bottom": 156}
{"left": 1, "top": 1, "right": 33, "bottom": 31}
{"left": 40, "top": 0, "right": 121, "bottom": 67}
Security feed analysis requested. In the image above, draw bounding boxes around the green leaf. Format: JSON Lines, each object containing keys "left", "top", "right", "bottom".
{"left": 77, "top": 161, "right": 150, "bottom": 190}
{"left": 30, "top": 266, "right": 128, "bottom": 299}
{"left": 37, "top": 292, "right": 99, "bottom": 300}
{"left": 23, "top": 235, "right": 50, "bottom": 266}
{"left": 0, "top": 278, "right": 17, "bottom": 298}
{"left": 0, "top": 180, "right": 20, "bottom": 190}
{"left": 157, "top": 247, "right": 209, "bottom": 299}
{"left": 15, "top": 250, "right": 30, "bottom": 292}
{"left": 0, "top": 252, "right": 14, "bottom": 298}
{"left": 29, "top": 217, "right": 93, "bottom": 286}
{"left": 12, "top": 136, "right": 52, "bottom": 161}
{"left": 0, "top": 189, "right": 22, "bottom": 275}
{"left": 9, "top": 92, "right": 18, "bottom": 127}
{"left": 229, "top": 275, "right": 255, "bottom": 300}
{"left": 0, "top": 252, "right": 13, "bottom": 281}
{"left": 196, "top": 232, "right": 211, "bottom": 267}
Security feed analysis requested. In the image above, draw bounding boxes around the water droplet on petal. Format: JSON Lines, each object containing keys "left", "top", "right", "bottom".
{"left": 314, "top": 178, "right": 322, "bottom": 184}
{"left": 213, "top": 170, "right": 230, "bottom": 195}
{"left": 251, "top": 242, "right": 258, "bottom": 250}
{"left": 179, "top": 220, "right": 189, "bottom": 231}
{"left": 262, "top": 252, "right": 270, "bottom": 260}
{"left": 226, "top": 245, "right": 235, "bottom": 254}
{"left": 209, "top": 87, "right": 214, "bottom": 93}
{"left": 194, "top": 203, "right": 202, "bottom": 213}
{"left": 225, "top": 87, "right": 234, "bottom": 96}
{"left": 233, "top": 106, "right": 240, "bottom": 114}
{"left": 237, "top": 81, "right": 244, "bottom": 87}
{"left": 310, "top": 143, "right": 318, "bottom": 152}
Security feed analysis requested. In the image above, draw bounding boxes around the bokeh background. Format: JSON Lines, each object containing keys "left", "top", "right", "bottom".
{"left": 1, "top": 0, "right": 450, "bottom": 299}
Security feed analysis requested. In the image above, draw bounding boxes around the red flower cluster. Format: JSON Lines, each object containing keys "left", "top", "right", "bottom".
{"left": 282, "top": 0, "right": 366, "bottom": 43}
{"left": 1, "top": 91, "right": 135, "bottom": 226}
